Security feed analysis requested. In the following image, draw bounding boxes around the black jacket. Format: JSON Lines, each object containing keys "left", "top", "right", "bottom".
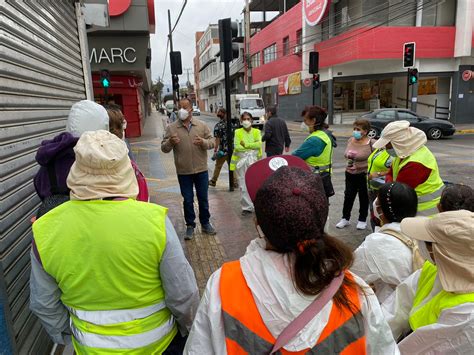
{"left": 262, "top": 115, "right": 291, "bottom": 155}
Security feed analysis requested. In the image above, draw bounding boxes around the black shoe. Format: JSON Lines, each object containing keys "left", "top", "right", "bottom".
{"left": 202, "top": 224, "right": 216, "bottom": 235}
{"left": 209, "top": 180, "right": 216, "bottom": 187}
{"left": 184, "top": 226, "right": 195, "bottom": 240}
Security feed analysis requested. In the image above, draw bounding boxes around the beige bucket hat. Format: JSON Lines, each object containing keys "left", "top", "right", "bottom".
{"left": 401, "top": 210, "right": 474, "bottom": 293}
{"left": 67, "top": 130, "right": 138, "bottom": 200}
{"left": 372, "top": 120, "right": 427, "bottom": 158}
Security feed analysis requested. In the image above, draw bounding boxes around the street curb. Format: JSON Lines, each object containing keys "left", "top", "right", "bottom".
{"left": 456, "top": 129, "right": 474, "bottom": 134}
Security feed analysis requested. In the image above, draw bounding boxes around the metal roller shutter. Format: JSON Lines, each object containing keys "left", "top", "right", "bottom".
{"left": 0, "top": 1, "right": 87, "bottom": 352}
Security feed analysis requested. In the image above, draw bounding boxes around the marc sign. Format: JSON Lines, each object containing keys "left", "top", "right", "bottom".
{"left": 89, "top": 47, "right": 137, "bottom": 64}
{"left": 303, "top": 0, "right": 331, "bottom": 26}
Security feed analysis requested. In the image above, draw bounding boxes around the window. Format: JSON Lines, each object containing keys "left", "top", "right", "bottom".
{"left": 397, "top": 111, "right": 419, "bottom": 122}
{"left": 263, "top": 44, "right": 276, "bottom": 64}
{"left": 240, "top": 98, "right": 264, "bottom": 110}
{"left": 282, "top": 36, "right": 290, "bottom": 56}
{"left": 376, "top": 110, "right": 396, "bottom": 121}
{"left": 296, "top": 30, "right": 302, "bottom": 46}
{"left": 251, "top": 52, "right": 260, "bottom": 68}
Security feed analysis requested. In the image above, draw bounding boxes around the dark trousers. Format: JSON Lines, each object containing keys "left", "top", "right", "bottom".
{"left": 342, "top": 171, "right": 369, "bottom": 222}
{"left": 211, "top": 155, "right": 238, "bottom": 185}
{"left": 178, "top": 171, "right": 210, "bottom": 228}
{"left": 368, "top": 189, "right": 378, "bottom": 231}
{"left": 266, "top": 148, "right": 283, "bottom": 157}
{"left": 163, "top": 333, "right": 187, "bottom": 354}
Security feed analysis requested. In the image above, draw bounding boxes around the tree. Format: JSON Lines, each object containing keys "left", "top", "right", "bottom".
{"left": 151, "top": 80, "right": 164, "bottom": 105}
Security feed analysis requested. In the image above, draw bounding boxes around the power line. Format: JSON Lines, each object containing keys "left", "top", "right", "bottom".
{"left": 160, "top": 38, "right": 170, "bottom": 80}
{"left": 171, "top": 0, "right": 187, "bottom": 34}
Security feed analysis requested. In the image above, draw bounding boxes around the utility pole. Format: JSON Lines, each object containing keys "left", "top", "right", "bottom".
{"left": 244, "top": 0, "right": 251, "bottom": 93}
{"left": 184, "top": 68, "right": 192, "bottom": 86}
{"left": 168, "top": 9, "right": 179, "bottom": 105}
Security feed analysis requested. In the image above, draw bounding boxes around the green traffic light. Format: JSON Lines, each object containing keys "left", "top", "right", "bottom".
{"left": 410, "top": 76, "right": 417, "bottom": 84}
{"left": 101, "top": 78, "right": 110, "bottom": 88}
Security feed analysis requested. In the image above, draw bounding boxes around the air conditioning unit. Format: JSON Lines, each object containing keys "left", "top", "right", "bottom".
{"left": 293, "top": 45, "right": 302, "bottom": 55}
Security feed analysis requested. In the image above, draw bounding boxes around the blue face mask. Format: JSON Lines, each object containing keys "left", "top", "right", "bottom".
{"left": 353, "top": 131, "right": 362, "bottom": 140}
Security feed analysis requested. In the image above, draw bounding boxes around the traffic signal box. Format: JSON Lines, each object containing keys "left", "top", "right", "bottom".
{"left": 100, "top": 69, "right": 110, "bottom": 88}
{"left": 408, "top": 68, "right": 418, "bottom": 85}
{"left": 218, "top": 18, "right": 239, "bottom": 63}
{"left": 403, "top": 42, "right": 415, "bottom": 68}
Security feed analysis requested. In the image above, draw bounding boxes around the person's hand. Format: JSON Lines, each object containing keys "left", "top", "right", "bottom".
{"left": 240, "top": 140, "right": 246, "bottom": 148}
{"left": 285, "top": 146, "right": 290, "bottom": 153}
{"left": 170, "top": 134, "right": 180, "bottom": 145}
{"left": 193, "top": 136, "right": 204, "bottom": 146}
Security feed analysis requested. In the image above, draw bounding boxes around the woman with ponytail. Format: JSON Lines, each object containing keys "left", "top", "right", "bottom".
{"left": 184, "top": 156, "right": 398, "bottom": 354}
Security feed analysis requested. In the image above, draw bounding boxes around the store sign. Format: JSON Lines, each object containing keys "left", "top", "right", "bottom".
{"left": 462, "top": 70, "right": 473, "bottom": 81}
{"left": 109, "top": 0, "right": 132, "bottom": 17}
{"left": 278, "top": 72, "right": 302, "bottom": 96}
{"left": 303, "top": 0, "right": 331, "bottom": 26}
{"left": 90, "top": 47, "right": 137, "bottom": 64}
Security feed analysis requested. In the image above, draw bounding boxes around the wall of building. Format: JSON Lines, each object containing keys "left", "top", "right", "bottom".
{"left": 250, "top": 2, "right": 302, "bottom": 85}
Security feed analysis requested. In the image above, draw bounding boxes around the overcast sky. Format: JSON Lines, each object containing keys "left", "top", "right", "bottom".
{"left": 150, "top": 0, "right": 245, "bottom": 86}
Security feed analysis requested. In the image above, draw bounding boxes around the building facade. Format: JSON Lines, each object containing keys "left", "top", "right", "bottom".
{"left": 248, "top": 0, "right": 474, "bottom": 124}
{"left": 87, "top": 0, "right": 155, "bottom": 137}
{"left": 194, "top": 23, "right": 245, "bottom": 113}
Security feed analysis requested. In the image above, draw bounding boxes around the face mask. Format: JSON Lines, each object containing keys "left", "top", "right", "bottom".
{"left": 373, "top": 199, "right": 383, "bottom": 221}
{"left": 353, "top": 131, "right": 363, "bottom": 140}
{"left": 301, "top": 122, "right": 310, "bottom": 133}
{"left": 242, "top": 121, "right": 252, "bottom": 129}
{"left": 418, "top": 241, "right": 435, "bottom": 264}
{"left": 178, "top": 108, "right": 189, "bottom": 121}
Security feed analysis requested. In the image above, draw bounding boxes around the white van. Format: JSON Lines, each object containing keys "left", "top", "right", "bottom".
{"left": 231, "top": 94, "right": 266, "bottom": 129}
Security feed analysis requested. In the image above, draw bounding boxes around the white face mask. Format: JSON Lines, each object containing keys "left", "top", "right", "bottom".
{"left": 300, "top": 122, "right": 310, "bottom": 132}
{"left": 242, "top": 120, "right": 252, "bottom": 129}
{"left": 178, "top": 108, "right": 189, "bottom": 121}
{"left": 418, "top": 241, "right": 435, "bottom": 264}
{"left": 373, "top": 198, "right": 382, "bottom": 221}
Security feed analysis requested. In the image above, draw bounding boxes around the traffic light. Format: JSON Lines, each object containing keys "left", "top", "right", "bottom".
{"left": 218, "top": 18, "right": 240, "bottom": 62}
{"left": 313, "top": 74, "right": 320, "bottom": 89}
{"left": 408, "top": 68, "right": 418, "bottom": 85}
{"left": 100, "top": 69, "right": 110, "bottom": 88}
{"left": 309, "top": 52, "right": 319, "bottom": 74}
{"left": 172, "top": 75, "right": 179, "bottom": 91}
{"left": 170, "top": 51, "right": 182, "bottom": 75}
{"left": 403, "top": 42, "right": 415, "bottom": 68}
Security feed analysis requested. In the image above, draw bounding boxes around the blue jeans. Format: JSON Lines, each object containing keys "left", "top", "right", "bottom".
{"left": 177, "top": 171, "right": 210, "bottom": 228}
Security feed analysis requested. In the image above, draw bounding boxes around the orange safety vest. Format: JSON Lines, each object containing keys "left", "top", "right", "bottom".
{"left": 220, "top": 260, "right": 366, "bottom": 354}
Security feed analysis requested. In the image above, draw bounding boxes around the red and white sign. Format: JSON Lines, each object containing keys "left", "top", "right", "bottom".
{"left": 303, "top": 78, "right": 312, "bottom": 87}
{"left": 109, "top": 0, "right": 132, "bottom": 17}
{"left": 462, "top": 70, "right": 473, "bottom": 82}
{"left": 278, "top": 75, "right": 289, "bottom": 96}
{"left": 303, "top": 0, "right": 331, "bottom": 26}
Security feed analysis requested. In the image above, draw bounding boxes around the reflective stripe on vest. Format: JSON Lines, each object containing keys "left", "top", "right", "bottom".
{"left": 71, "top": 317, "right": 175, "bottom": 349}
{"left": 219, "top": 260, "right": 366, "bottom": 354}
{"left": 305, "top": 130, "right": 333, "bottom": 173}
{"left": 392, "top": 146, "right": 444, "bottom": 214}
{"left": 409, "top": 261, "right": 474, "bottom": 331}
{"left": 66, "top": 301, "right": 166, "bottom": 325}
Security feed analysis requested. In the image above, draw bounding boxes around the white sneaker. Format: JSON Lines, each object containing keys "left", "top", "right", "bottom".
{"left": 356, "top": 221, "right": 367, "bottom": 230}
{"left": 336, "top": 219, "right": 350, "bottom": 229}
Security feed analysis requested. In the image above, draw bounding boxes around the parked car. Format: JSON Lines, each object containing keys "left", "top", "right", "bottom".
{"left": 361, "top": 109, "right": 456, "bottom": 140}
{"left": 192, "top": 105, "right": 201, "bottom": 116}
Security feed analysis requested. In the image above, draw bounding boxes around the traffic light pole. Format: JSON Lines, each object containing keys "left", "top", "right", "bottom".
{"left": 406, "top": 68, "right": 410, "bottom": 109}
{"left": 224, "top": 61, "right": 234, "bottom": 192}
{"left": 168, "top": 10, "right": 179, "bottom": 105}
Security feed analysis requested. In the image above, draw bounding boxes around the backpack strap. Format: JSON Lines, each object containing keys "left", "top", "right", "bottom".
{"left": 382, "top": 228, "right": 425, "bottom": 270}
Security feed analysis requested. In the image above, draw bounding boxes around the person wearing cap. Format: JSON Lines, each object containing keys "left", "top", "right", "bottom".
{"left": 30, "top": 130, "right": 200, "bottom": 353}
{"left": 292, "top": 106, "right": 335, "bottom": 198}
{"left": 184, "top": 157, "right": 398, "bottom": 354}
{"left": 161, "top": 98, "right": 216, "bottom": 239}
{"left": 230, "top": 112, "right": 262, "bottom": 216}
{"left": 373, "top": 120, "right": 444, "bottom": 216}
{"left": 34, "top": 100, "right": 109, "bottom": 201}
{"left": 351, "top": 182, "right": 424, "bottom": 303}
{"left": 382, "top": 210, "right": 474, "bottom": 353}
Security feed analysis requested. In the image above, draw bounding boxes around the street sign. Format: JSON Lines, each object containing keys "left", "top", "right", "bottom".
{"left": 303, "top": 78, "right": 312, "bottom": 87}
{"left": 303, "top": 0, "right": 330, "bottom": 26}
{"left": 462, "top": 70, "right": 473, "bottom": 81}
{"left": 403, "top": 42, "right": 416, "bottom": 68}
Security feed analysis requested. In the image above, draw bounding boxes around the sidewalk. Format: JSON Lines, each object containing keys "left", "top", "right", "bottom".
{"left": 130, "top": 111, "right": 255, "bottom": 292}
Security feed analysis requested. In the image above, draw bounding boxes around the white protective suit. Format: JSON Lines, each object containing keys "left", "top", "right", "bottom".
{"left": 382, "top": 269, "right": 474, "bottom": 354}
{"left": 351, "top": 223, "right": 414, "bottom": 303}
{"left": 236, "top": 150, "right": 258, "bottom": 212}
{"left": 184, "top": 238, "right": 399, "bottom": 354}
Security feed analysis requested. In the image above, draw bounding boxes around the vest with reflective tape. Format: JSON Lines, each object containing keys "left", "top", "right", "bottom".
{"left": 219, "top": 261, "right": 366, "bottom": 354}
{"left": 392, "top": 146, "right": 444, "bottom": 216}
{"left": 230, "top": 128, "right": 262, "bottom": 171}
{"left": 33, "top": 199, "right": 177, "bottom": 354}
{"left": 367, "top": 149, "right": 392, "bottom": 190}
{"left": 304, "top": 130, "right": 333, "bottom": 173}
{"left": 409, "top": 261, "right": 474, "bottom": 331}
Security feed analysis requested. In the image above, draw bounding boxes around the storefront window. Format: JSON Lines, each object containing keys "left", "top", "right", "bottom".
{"left": 333, "top": 82, "right": 354, "bottom": 111}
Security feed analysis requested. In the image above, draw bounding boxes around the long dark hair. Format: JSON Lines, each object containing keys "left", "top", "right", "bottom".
{"left": 378, "top": 182, "right": 418, "bottom": 222}
{"left": 301, "top": 105, "right": 327, "bottom": 130}
{"left": 255, "top": 167, "right": 361, "bottom": 313}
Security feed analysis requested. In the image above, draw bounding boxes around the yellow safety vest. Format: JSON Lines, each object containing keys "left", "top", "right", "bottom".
{"left": 304, "top": 130, "right": 333, "bottom": 174}
{"left": 230, "top": 128, "right": 262, "bottom": 171}
{"left": 409, "top": 261, "right": 474, "bottom": 331}
{"left": 392, "top": 146, "right": 444, "bottom": 216}
{"left": 367, "top": 148, "right": 392, "bottom": 190}
{"left": 33, "top": 199, "right": 177, "bottom": 354}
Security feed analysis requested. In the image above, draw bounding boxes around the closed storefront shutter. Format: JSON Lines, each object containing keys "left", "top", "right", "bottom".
{"left": 0, "top": 0, "right": 87, "bottom": 352}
